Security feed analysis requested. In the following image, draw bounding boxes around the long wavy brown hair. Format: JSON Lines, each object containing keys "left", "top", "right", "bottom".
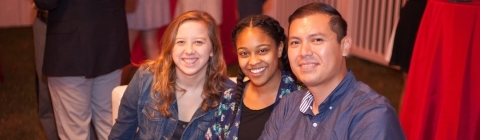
{"left": 143, "top": 10, "right": 227, "bottom": 117}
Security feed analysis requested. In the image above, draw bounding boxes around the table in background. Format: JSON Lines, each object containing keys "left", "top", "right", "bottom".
{"left": 400, "top": 0, "right": 480, "bottom": 139}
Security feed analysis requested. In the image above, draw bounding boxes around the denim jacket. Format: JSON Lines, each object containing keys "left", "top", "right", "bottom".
{"left": 109, "top": 67, "right": 236, "bottom": 140}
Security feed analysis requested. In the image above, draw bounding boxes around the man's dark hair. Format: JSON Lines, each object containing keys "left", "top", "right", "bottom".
{"left": 288, "top": 2, "right": 347, "bottom": 43}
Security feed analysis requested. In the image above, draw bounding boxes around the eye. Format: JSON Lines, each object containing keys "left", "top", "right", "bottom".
{"left": 289, "top": 41, "right": 300, "bottom": 47}
{"left": 312, "top": 38, "right": 323, "bottom": 44}
{"left": 176, "top": 40, "right": 185, "bottom": 45}
{"left": 194, "top": 41, "right": 204, "bottom": 44}
{"left": 258, "top": 48, "right": 269, "bottom": 54}
{"left": 238, "top": 51, "right": 249, "bottom": 57}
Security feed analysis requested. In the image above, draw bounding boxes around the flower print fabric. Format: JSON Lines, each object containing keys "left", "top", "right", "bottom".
{"left": 205, "top": 71, "right": 301, "bottom": 140}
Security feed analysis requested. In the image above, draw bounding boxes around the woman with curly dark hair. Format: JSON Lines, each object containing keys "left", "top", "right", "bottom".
{"left": 206, "top": 15, "right": 302, "bottom": 140}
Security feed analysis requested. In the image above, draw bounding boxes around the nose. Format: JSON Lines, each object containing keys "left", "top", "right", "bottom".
{"left": 185, "top": 43, "right": 195, "bottom": 54}
{"left": 299, "top": 43, "right": 312, "bottom": 58}
{"left": 248, "top": 54, "right": 261, "bottom": 66}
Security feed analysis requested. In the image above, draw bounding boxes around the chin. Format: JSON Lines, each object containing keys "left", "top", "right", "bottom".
{"left": 249, "top": 79, "right": 268, "bottom": 87}
{"left": 298, "top": 77, "right": 317, "bottom": 86}
{"left": 178, "top": 67, "right": 202, "bottom": 76}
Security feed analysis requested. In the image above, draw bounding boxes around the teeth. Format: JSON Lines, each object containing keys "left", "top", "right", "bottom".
{"left": 250, "top": 67, "right": 266, "bottom": 74}
{"left": 183, "top": 58, "right": 197, "bottom": 64}
{"left": 300, "top": 63, "right": 316, "bottom": 68}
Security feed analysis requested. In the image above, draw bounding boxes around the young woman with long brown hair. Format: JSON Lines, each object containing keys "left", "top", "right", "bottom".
{"left": 109, "top": 10, "right": 236, "bottom": 139}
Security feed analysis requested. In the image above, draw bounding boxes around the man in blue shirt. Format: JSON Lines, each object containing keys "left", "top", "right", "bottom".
{"left": 259, "top": 2, "right": 406, "bottom": 140}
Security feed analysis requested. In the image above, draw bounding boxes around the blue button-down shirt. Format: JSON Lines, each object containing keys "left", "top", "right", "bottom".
{"left": 109, "top": 67, "right": 236, "bottom": 140}
{"left": 260, "top": 70, "right": 405, "bottom": 140}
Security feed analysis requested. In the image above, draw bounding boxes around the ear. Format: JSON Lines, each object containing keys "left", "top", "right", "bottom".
{"left": 277, "top": 42, "right": 284, "bottom": 58}
{"left": 210, "top": 47, "right": 214, "bottom": 57}
{"left": 341, "top": 36, "right": 351, "bottom": 57}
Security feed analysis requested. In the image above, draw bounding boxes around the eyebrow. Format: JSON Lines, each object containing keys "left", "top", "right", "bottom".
{"left": 256, "top": 44, "right": 271, "bottom": 48}
{"left": 309, "top": 33, "right": 326, "bottom": 38}
{"left": 289, "top": 33, "right": 326, "bottom": 40}
{"left": 175, "top": 37, "right": 207, "bottom": 40}
{"left": 236, "top": 44, "right": 271, "bottom": 50}
{"left": 194, "top": 38, "right": 207, "bottom": 40}
{"left": 288, "top": 36, "right": 300, "bottom": 40}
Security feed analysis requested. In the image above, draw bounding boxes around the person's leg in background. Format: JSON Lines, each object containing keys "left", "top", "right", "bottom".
{"left": 121, "top": 30, "right": 141, "bottom": 85}
{"left": 141, "top": 29, "right": 160, "bottom": 59}
{"left": 33, "top": 10, "right": 60, "bottom": 140}
{"left": 128, "top": 29, "right": 160, "bottom": 60}
{"left": 91, "top": 69, "right": 122, "bottom": 139}
{"left": 128, "top": 30, "right": 140, "bottom": 53}
{"left": 47, "top": 76, "right": 95, "bottom": 140}
{"left": 122, "top": 28, "right": 158, "bottom": 85}
{"left": 389, "top": 0, "right": 427, "bottom": 114}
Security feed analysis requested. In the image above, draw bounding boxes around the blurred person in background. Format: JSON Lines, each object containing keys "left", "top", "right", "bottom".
{"left": 33, "top": 0, "right": 130, "bottom": 139}
{"left": 389, "top": 0, "right": 427, "bottom": 112}
{"left": 32, "top": 5, "right": 59, "bottom": 140}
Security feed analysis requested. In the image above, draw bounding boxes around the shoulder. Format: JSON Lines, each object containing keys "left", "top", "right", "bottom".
{"left": 219, "top": 77, "right": 236, "bottom": 100}
{"left": 349, "top": 81, "right": 392, "bottom": 107}
{"left": 345, "top": 81, "right": 398, "bottom": 119}
{"left": 345, "top": 82, "right": 404, "bottom": 139}
{"left": 136, "top": 66, "right": 154, "bottom": 77}
{"left": 276, "top": 89, "right": 308, "bottom": 109}
{"left": 216, "top": 77, "right": 237, "bottom": 110}
{"left": 278, "top": 71, "right": 302, "bottom": 97}
{"left": 281, "top": 71, "right": 295, "bottom": 83}
{"left": 280, "top": 71, "right": 298, "bottom": 88}
{"left": 127, "top": 66, "right": 154, "bottom": 96}
{"left": 282, "top": 89, "right": 307, "bottom": 99}
{"left": 223, "top": 77, "right": 236, "bottom": 91}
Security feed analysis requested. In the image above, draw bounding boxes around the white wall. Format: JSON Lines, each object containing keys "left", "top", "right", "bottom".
{"left": 271, "top": 0, "right": 406, "bottom": 66}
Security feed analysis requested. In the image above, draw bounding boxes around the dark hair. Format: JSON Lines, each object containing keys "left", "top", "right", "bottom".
{"left": 229, "top": 15, "right": 295, "bottom": 128}
{"left": 288, "top": 2, "right": 347, "bottom": 43}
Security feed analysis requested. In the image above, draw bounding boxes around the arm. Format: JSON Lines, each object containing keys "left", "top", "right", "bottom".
{"left": 109, "top": 70, "right": 143, "bottom": 140}
{"left": 349, "top": 104, "right": 406, "bottom": 140}
{"left": 34, "top": 0, "right": 60, "bottom": 10}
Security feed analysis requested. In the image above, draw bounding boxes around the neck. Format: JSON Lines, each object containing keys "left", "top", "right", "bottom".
{"left": 175, "top": 72, "right": 206, "bottom": 91}
{"left": 242, "top": 69, "right": 282, "bottom": 110}
{"left": 309, "top": 67, "right": 348, "bottom": 108}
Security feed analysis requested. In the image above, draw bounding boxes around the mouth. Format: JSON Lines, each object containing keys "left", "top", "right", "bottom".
{"left": 299, "top": 63, "right": 319, "bottom": 69}
{"left": 249, "top": 67, "right": 266, "bottom": 74}
{"left": 182, "top": 58, "right": 198, "bottom": 64}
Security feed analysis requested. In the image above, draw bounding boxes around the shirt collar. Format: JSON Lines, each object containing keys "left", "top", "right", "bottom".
{"left": 299, "top": 69, "right": 356, "bottom": 114}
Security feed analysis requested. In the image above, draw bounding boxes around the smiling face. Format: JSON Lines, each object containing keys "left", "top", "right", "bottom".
{"left": 288, "top": 13, "right": 350, "bottom": 89}
{"left": 236, "top": 27, "right": 283, "bottom": 86}
{"left": 172, "top": 20, "right": 213, "bottom": 77}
